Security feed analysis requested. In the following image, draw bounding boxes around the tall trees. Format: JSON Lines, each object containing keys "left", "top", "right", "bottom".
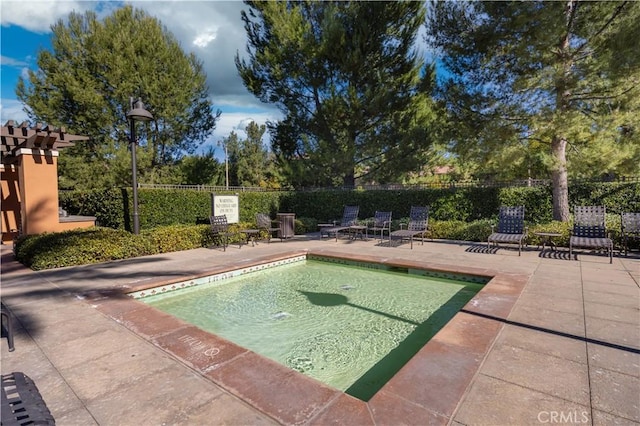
{"left": 426, "top": 1, "right": 640, "bottom": 221}
{"left": 236, "top": 0, "right": 439, "bottom": 188}
{"left": 17, "top": 6, "right": 220, "bottom": 190}
{"left": 220, "top": 123, "right": 273, "bottom": 187}
{"left": 178, "top": 148, "right": 223, "bottom": 186}
{"left": 236, "top": 122, "right": 270, "bottom": 187}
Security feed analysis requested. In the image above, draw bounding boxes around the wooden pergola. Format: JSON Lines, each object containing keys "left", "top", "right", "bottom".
{"left": 1, "top": 120, "right": 94, "bottom": 243}
{"left": 1, "top": 120, "right": 88, "bottom": 163}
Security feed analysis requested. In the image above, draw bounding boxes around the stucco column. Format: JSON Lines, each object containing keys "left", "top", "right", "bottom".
{"left": 16, "top": 148, "right": 60, "bottom": 236}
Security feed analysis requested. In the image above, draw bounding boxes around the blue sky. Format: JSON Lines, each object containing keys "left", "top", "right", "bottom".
{"left": 0, "top": 1, "right": 281, "bottom": 158}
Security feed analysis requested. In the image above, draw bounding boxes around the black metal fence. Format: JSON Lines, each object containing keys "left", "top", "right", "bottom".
{"left": 137, "top": 176, "right": 639, "bottom": 192}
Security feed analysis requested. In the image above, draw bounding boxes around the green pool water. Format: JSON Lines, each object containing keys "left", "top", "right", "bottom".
{"left": 142, "top": 259, "right": 484, "bottom": 401}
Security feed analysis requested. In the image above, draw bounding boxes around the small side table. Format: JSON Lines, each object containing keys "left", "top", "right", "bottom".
{"left": 241, "top": 229, "right": 260, "bottom": 247}
{"left": 349, "top": 225, "right": 368, "bottom": 240}
{"left": 535, "top": 232, "right": 562, "bottom": 252}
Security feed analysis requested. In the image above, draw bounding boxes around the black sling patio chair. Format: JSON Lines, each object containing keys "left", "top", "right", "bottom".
{"left": 209, "top": 215, "right": 243, "bottom": 251}
{"left": 487, "top": 206, "right": 527, "bottom": 256}
{"left": 570, "top": 206, "right": 613, "bottom": 263}
{"left": 323, "top": 206, "right": 360, "bottom": 241}
{"left": 390, "top": 206, "right": 429, "bottom": 249}
{"left": 621, "top": 212, "right": 640, "bottom": 256}
{"left": 256, "top": 213, "right": 282, "bottom": 243}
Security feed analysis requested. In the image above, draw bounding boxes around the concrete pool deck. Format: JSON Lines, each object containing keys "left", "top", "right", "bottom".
{"left": 1, "top": 235, "right": 638, "bottom": 425}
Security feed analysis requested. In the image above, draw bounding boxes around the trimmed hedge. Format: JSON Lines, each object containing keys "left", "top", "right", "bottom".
{"left": 13, "top": 216, "right": 312, "bottom": 270}
{"left": 60, "top": 182, "right": 638, "bottom": 232}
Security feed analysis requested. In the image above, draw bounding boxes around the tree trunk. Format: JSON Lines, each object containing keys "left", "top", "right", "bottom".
{"left": 551, "top": 136, "right": 570, "bottom": 221}
{"left": 343, "top": 169, "right": 355, "bottom": 188}
{"left": 550, "top": 0, "right": 576, "bottom": 222}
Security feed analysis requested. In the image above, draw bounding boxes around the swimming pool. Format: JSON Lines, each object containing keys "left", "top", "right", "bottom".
{"left": 138, "top": 255, "right": 486, "bottom": 401}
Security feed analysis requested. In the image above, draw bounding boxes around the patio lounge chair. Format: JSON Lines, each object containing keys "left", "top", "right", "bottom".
{"left": 621, "top": 212, "right": 640, "bottom": 256}
{"left": 323, "top": 206, "right": 360, "bottom": 241}
{"left": 487, "top": 206, "right": 527, "bottom": 256}
{"left": 569, "top": 206, "right": 613, "bottom": 263}
{"left": 390, "top": 206, "right": 429, "bottom": 249}
{"left": 256, "top": 213, "right": 282, "bottom": 243}
{"left": 2, "top": 372, "right": 55, "bottom": 425}
{"left": 210, "top": 215, "right": 243, "bottom": 251}
{"left": 369, "top": 211, "right": 392, "bottom": 243}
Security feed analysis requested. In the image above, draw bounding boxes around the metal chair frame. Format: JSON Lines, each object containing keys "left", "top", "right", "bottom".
{"left": 621, "top": 212, "right": 640, "bottom": 256}
{"left": 256, "top": 213, "right": 282, "bottom": 243}
{"left": 209, "top": 215, "right": 243, "bottom": 251}
{"left": 569, "top": 206, "right": 613, "bottom": 263}
{"left": 390, "top": 206, "right": 429, "bottom": 249}
{"left": 369, "top": 211, "right": 392, "bottom": 243}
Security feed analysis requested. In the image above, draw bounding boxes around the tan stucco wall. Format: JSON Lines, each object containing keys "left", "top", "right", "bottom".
{"left": 18, "top": 151, "right": 60, "bottom": 235}
{"left": 1, "top": 150, "right": 95, "bottom": 243}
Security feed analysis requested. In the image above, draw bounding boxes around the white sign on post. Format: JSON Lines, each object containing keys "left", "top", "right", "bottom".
{"left": 212, "top": 194, "right": 239, "bottom": 224}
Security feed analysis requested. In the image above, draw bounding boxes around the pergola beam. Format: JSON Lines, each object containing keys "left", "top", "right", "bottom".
{"left": 1, "top": 121, "right": 88, "bottom": 164}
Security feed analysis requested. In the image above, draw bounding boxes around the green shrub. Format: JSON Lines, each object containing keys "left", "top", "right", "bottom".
{"left": 429, "top": 219, "right": 493, "bottom": 242}
{"left": 15, "top": 227, "right": 153, "bottom": 270}
{"left": 296, "top": 217, "right": 316, "bottom": 234}
{"left": 143, "top": 225, "right": 213, "bottom": 252}
{"left": 59, "top": 188, "right": 126, "bottom": 229}
{"left": 15, "top": 225, "right": 217, "bottom": 270}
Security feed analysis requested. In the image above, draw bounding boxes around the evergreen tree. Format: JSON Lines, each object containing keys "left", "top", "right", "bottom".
{"left": 236, "top": 122, "right": 270, "bottom": 187}
{"left": 16, "top": 6, "right": 220, "bottom": 190}
{"left": 178, "top": 148, "right": 222, "bottom": 185}
{"left": 236, "top": 0, "right": 439, "bottom": 188}
{"left": 426, "top": 0, "right": 640, "bottom": 220}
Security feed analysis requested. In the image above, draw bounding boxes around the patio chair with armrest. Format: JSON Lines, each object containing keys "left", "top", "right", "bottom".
{"left": 323, "top": 206, "right": 360, "bottom": 242}
{"left": 487, "top": 206, "right": 527, "bottom": 256}
{"left": 390, "top": 206, "right": 429, "bottom": 249}
{"left": 210, "top": 215, "right": 244, "bottom": 251}
{"left": 256, "top": 213, "right": 282, "bottom": 243}
{"left": 369, "top": 211, "right": 392, "bottom": 243}
{"left": 569, "top": 206, "right": 613, "bottom": 263}
{"left": 621, "top": 212, "right": 640, "bottom": 256}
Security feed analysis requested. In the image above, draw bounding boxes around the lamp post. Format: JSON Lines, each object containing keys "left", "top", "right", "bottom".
{"left": 217, "top": 140, "right": 229, "bottom": 190}
{"left": 126, "top": 97, "right": 153, "bottom": 234}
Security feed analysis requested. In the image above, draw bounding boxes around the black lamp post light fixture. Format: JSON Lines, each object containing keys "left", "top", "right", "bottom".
{"left": 126, "top": 97, "right": 153, "bottom": 234}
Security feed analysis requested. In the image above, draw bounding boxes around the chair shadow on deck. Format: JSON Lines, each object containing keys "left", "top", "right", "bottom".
{"left": 465, "top": 243, "right": 499, "bottom": 254}
{"left": 538, "top": 249, "right": 572, "bottom": 260}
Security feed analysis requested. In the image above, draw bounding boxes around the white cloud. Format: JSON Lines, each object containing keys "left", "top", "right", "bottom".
{"left": 236, "top": 118, "right": 256, "bottom": 132}
{"left": 193, "top": 28, "right": 218, "bottom": 48}
{"left": 0, "top": 55, "right": 27, "bottom": 67}
{"left": 0, "top": 1, "right": 104, "bottom": 33}
{"left": 0, "top": 99, "right": 29, "bottom": 124}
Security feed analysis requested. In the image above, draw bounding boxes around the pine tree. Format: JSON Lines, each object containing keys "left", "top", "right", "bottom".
{"left": 426, "top": 0, "right": 640, "bottom": 220}
{"left": 16, "top": 6, "right": 220, "bottom": 190}
{"left": 236, "top": 0, "right": 439, "bottom": 188}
